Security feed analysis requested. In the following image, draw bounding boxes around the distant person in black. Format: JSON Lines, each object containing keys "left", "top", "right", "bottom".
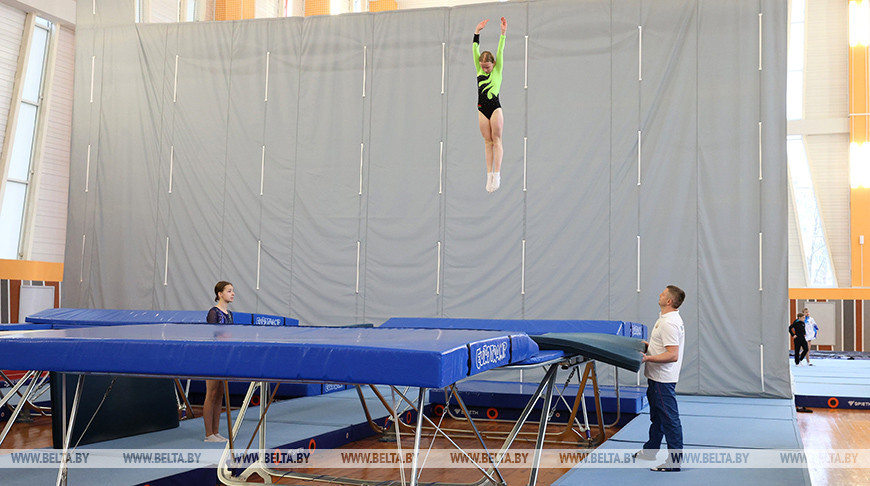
{"left": 789, "top": 312, "right": 808, "bottom": 366}
{"left": 203, "top": 280, "right": 234, "bottom": 442}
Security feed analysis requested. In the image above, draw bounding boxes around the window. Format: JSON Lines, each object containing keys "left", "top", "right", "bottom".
{"left": 788, "top": 136, "right": 836, "bottom": 286}
{"left": 0, "top": 16, "right": 52, "bottom": 259}
{"left": 185, "top": 0, "right": 198, "bottom": 21}
{"left": 785, "top": 0, "right": 836, "bottom": 286}
{"left": 786, "top": 0, "right": 805, "bottom": 120}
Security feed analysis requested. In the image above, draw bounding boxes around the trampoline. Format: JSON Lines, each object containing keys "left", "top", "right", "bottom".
{"left": 0, "top": 317, "right": 647, "bottom": 486}
{"left": 25, "top": 307, "right": 298, "bottom": 327}
{"left": 384, "top": 318, "right": 647, "bottom": 447}
{"left": 0, "top": 323, "right": 538, "bottom": 485}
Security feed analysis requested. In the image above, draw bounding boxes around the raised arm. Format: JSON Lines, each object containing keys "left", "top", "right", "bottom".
{"left": 495, "top": 17, "right": 506, "bottom": 75}
{"left": 473, "top": 19, "right": 488, "bottom": 72}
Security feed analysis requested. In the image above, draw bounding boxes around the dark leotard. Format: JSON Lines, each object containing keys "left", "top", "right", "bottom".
{"left": 473, "top": 33, "right": 505, "bottom": 120}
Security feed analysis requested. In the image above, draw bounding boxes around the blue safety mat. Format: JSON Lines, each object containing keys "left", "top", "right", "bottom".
{"left": 792, "top": 359, "right": 870, "bottom": 409}
{"left": 552, "top": 444, "right": 811, "bottom": 486}
{"left": 24, "top": 307, "right": 300, "bottom": 327}
{"left": 605, "top": 396, "right": 801, "bottom": 449}
{"left": 612, "top": 414, "right": 800, "bottom": 450}
{"left": 382, "top": 317, "right": 648, "bottom": 339}
{"left": 0, "top": 324, "right": 537, "bottom": 388}
{"left": 638, "top": 398, "right": 797, "bottom": 420}
{"left": 553, "top": 396, "right": 810, "bottom": 485}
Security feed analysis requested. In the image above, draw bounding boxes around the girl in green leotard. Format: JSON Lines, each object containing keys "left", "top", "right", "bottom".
{"left": 474, "top": 17, "right": 506, "bottom": 192}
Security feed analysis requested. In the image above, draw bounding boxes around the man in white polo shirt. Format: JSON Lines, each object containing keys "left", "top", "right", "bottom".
{"left": 802, "top": 307, "right": 818, "bottom": 366}
{"left": 633, "top": 285, "right": 686, "bottom": 472}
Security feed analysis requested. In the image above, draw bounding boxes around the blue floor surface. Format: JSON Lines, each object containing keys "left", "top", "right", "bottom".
{"left": 552, "top": 395, "right": 811, "bottom": 486}
{"left": 3, "top": 385, "right": 816, "bottom": 485}
{"left": 792, "top": 358, "right": 870, "bottom": 409}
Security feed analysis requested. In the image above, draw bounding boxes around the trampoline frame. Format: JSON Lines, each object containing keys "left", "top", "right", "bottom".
{"left": 214, "top": 355, "right": 587, "bottom": 486}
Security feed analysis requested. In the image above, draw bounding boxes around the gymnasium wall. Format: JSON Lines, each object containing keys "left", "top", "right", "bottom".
{"left": 64, "top": 0, "right": 790, "bottom": 398}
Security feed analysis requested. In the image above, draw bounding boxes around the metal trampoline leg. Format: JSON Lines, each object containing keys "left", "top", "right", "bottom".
{"left": 591, "top": 362, "right": 606, "bottom": 444}
{"left": 528, "top": 366, "right": 558, "bottom": 486}
{"left": 217, "top": 382, "right": 259, "bottom": 484}
{"left": 0, "top": 370, "right": 38, "bottom": 411}
{"left": 258, "top": 381, "right": 268, "bottom": 479}
{"left": 451, "top": 386, "right": 506, "bottom": 485}
{"left": 56, "top": 374, "right": 85, "bottom": 486}
{"left": 493, "top": 363, "right": 559, "bottom": 462}
{"left": 238, "top": 381, "right": 272, "bottom": 483}
{"left": 174, "top": 378, "right": 196, "bottom": 419}
{"left": 0, "top": 371, "right": 40, "bottom": 447}
{"left": 409, "top": 387, "right": 426, "bottom": 486}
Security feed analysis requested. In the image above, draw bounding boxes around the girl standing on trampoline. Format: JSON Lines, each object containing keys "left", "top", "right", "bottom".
{"left": 474, "top": 17, "right": 506, "bottom": 192}
{"left": 203, "top": 280, "right": 234, "bottom": 442}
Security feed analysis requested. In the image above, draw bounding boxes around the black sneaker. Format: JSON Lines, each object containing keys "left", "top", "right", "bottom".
{"left": 651, "top": 463, "right": 681, "bottom": 472}
{"left": 632, "top": 449, "right": 658, "bottom": 460}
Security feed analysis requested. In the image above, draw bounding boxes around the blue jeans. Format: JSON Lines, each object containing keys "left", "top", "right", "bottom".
{"left": 644, "top": 379, "right": 683, "bottom": 464}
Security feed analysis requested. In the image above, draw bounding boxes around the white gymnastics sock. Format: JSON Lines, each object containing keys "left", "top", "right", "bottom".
{"left": 486, "top": 172, "right": 494, "bottom": 192}
{"left": 492, "top": 172, "right": 501, "bottom": 191}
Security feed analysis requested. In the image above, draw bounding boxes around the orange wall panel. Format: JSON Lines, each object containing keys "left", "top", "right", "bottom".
{"left": 216, "top": 0, "right": 256, "bottom": 20}
{"left": 0, "top": 259, "right": 64, "bottom": 282}
{"left": 369, "top": 0, "right": 397, "bottom": 12}
{"left": 851, "top": 46, "right": 869, "bottom": 143}
{"left": 790, "top": 287, "right": 870, "bottom": 300}
{"left": 851, "top": 188, "right": 870, "bottom": 287}
{"left": 305, "top": 0, "right": 330, "bottom": 16}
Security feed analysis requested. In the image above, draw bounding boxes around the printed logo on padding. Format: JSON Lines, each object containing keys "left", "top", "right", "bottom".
{"left": 469, "top": 337, "right": 510, "bottom": 374}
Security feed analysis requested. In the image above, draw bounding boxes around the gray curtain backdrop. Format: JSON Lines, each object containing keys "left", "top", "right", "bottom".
{"left": 64, "top": 0, "right": 789, "bottom": 398}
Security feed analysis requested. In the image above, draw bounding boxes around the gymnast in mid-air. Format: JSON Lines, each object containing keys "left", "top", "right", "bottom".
{"left": 474, "top": 17, "right": 506, "bottom": 193}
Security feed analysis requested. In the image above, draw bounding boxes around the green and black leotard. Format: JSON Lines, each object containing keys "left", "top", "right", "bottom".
{"left": 473, "top": 32, "right": 506, "bottom": 119}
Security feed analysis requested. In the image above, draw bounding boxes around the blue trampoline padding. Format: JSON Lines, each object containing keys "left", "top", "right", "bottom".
{"left": 0, "top": 324, "right": 537, "bottom": 389}
{"left": 512, "top": 349, "right": 565, "bottom": 365}
{"left": 306, "top": 323, "right": 374, "bottom": 328}
{"left": 24, "top": 308, "right": 301, "bottom": 328}
{"left": 0, "top": 323, "right": 53, "bottom": 331}
{"left": 185, "top": 380, "right": 346, "bottom": 397}
{"left": 531, "top": 333, "right": 645, "bottom": 373}
{"left": 431, "top": 380, "right": 647, "bottom": 414}
{"left": 382, "top": 317, "right": 647, "bottom": 339}
{"left": 26, "top": 308, "right": 207, "bottom": 325}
